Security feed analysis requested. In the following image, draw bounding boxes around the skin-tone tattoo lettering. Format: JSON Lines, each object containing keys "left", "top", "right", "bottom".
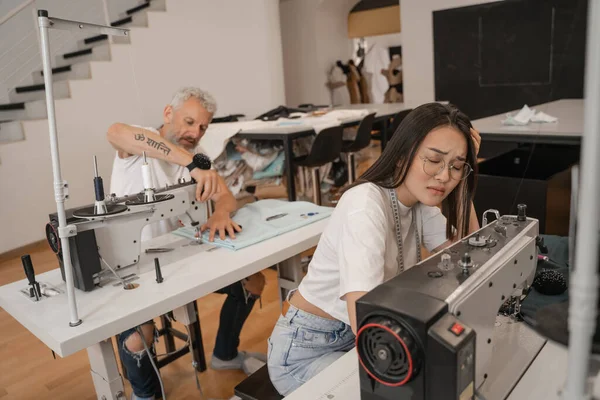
{"left": 146, "top": 137, "right": 171, "bottom": 156}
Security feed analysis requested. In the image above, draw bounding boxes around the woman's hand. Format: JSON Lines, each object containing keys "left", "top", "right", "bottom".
{"left": 471, "top": 127, "right": 481, "bottom": 157}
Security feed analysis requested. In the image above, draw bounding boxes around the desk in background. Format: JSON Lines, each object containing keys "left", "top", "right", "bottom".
{"left": 236, "top": 103, "right": 409, "bottom": 201}
{"left": 473, "top": 99, "right": 583, "bottom": 147}
{"left": 471, "top": 99, "right": 582, "bottom": 235}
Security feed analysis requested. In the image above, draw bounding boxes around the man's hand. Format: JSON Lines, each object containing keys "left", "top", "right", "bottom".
{"left": 200, "top": 210, "right": 242, "bottom": 242}
{"left": 190, "top": 168, "right": 220, "bottom": 202}
{"left": 470, "top": 127, "right": 481, "bottom": 157}
{"left": 243, "top": 272, "right": 266, "bottom": 296}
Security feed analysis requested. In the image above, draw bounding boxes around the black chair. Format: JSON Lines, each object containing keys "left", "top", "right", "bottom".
{"left": 234, "top": 365, "right": 283, "bottom": 400}
{"left": 294, "top": 126, "right": 344, "bottom": 205}
{"left": 371, "top": 109, "right": 412, "bottom": 148}
{"left": 341, "top": 113, "right": 376, "bottom": 184}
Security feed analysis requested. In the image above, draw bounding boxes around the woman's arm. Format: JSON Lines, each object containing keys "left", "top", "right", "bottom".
{"left": 345, "top": 291, "right": 368, "bottom": 335}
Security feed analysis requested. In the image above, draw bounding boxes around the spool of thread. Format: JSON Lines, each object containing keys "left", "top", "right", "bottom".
{"left": 142, "top": 163, "right": 153, "bottom": 190}
{"left": 94, "top": 176, "right": 105, "bottom": 202}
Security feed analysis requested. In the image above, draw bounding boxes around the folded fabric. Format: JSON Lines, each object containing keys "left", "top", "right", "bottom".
{"left": 501, "top": 104, "right": 558, "bottom": 126}
{"left": 173, "top": 199, "right": 333, "bottom": 250}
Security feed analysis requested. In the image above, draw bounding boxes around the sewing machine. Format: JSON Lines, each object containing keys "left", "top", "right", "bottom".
{"left": 43, "top": 154, "right": 209, "bottom": 293}
{"left": 355, "top": 205, "right": 541, "bottom": 400}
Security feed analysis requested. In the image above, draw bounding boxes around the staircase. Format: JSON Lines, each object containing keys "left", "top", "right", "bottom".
{"left": 0, "top": 0, "right": 166, "bottom": 144}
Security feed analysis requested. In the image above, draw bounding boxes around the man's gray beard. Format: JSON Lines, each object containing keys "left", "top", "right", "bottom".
{"left": 165, "top": 127, "right": 194, "bottom": 151}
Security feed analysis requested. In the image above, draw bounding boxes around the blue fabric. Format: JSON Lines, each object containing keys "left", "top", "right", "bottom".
{"left": 225, "top": 141, "right": 243, "bottom": 161}
{"left": 252, "top": 151, "right": 285, "bottom": 180}
{"left": 173, "top": 199, "right": 333, "bottom": 250}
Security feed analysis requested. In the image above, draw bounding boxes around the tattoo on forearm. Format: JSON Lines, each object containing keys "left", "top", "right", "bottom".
{"left": 146, "top": 137, "right": 171, "bottom": 156}
{"left": 134, "top": 133, "right": 145, "bottom": 141}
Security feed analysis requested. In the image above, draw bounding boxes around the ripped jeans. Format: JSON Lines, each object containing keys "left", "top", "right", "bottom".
{"left": 118, "top": 322, "right": 161, "bottom": 399}
{"left": 118, "top": 281, "right": 257, "bottom": 399}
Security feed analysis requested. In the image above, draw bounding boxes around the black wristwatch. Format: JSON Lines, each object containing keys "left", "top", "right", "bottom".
{"left": 186, "top": 153, "right": 212, "bottom": 172}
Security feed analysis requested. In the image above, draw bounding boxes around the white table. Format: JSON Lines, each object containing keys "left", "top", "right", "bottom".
{"left": 237, "top": 103, "right": 409, "bottom": 201}
{"left": 284, "top": 317, "right": 547, "bottom": 400}
{"left": 0, "top": 217, "right": 329, "bottom": 399}
{"left": 472, "top": 99, "right": 583, "bottom": 145}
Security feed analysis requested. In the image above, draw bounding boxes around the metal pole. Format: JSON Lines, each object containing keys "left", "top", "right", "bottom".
{"left": 37, "top": 10, "right": 82, "bottom": 327}
{"left": 562, "top": 0, "right": 600, "bottom": 397}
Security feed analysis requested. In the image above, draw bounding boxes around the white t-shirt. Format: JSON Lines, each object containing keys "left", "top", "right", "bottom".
{"left": 330, "top": 65, "right": 350, "bottom": 106}
{"left": 297, "top": 182, "right": 448, "bottom": 325}
{"left": 363, "top": 43, "right": 391, "bottom": 104}
{"left": 109, "top": 126, "right": 205, "bottom": 242}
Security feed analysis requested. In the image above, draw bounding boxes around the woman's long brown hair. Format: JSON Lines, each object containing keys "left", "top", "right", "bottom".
{"left": 345, "top": 102, "right": 478, "bottom": 240}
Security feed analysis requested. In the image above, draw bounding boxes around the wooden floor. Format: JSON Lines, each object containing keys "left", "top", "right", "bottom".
{"left": 0, "top": 140, "right": 571, "bottom": 399}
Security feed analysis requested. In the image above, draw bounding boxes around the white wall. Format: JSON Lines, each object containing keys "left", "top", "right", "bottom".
{"left": 0, "top": 0, "right": 109, "bottom": 104}
{"left": 0, "top": 0, "right": 286, "bottom": 253}
{"left": 366, "top": 32, "right": 402, "bottom": 50}
{"left": 400, "top": 0, "right": 503, "bottom": 107}
{"left": 280, "top": 0, "right": 354, "bottom": 107}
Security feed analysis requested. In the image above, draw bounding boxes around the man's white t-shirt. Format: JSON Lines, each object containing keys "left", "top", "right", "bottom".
{"left": 297, "top": 182, "right": 448, "bottom": 326}
{"left": 109, "top": 126, "right": 204, "bottom": 242}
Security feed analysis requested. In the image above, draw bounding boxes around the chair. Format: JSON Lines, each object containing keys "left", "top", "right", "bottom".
{"left": 234, "top": 365, "right": 283, "bottom": 400}
{"left": 294, "top": 125, "right": 344, "bottom": 205}
{"left": 371, "top": 109, "right": 412, "bottom": 148}
{"left": 341, "top": 113, "right": 376, "bottom": 184}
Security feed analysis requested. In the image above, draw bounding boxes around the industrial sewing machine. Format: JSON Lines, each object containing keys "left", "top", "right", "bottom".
{"left": 355, "top": 205, "right": 543, "bottom": 400}
{"left": 42, "top": 154, "right": 210, "bottom": 293}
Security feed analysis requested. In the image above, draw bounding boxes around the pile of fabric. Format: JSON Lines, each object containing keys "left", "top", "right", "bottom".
{"left": 212, "top": 139, "right": 286, "bottom": 200}
{"left": 202, "top": 107, "right": 371, "bottom": 201}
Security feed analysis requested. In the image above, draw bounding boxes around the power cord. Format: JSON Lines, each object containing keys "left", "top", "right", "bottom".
{"left": 183, "top": 324, "right": 206, "bottom": 400}
{"left": 134, "top": 317, "right": 205, "bottom": 400}
{"left": 153, "top": 315, "right": 191, "bottom": 359}
{"left": 136, "top": 326, "right": 167, "bottom": 400}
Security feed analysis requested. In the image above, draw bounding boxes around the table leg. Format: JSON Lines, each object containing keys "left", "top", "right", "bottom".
{"left": 276, "top": 254, "right": 304, "bottom": 308}
{"left": 191, "top": 301, "right": 207, "bottom": 371}
{"left": 284, "top": 137, "right": 296, "bottom": 201}
{"left": 173, "top": 302, "right": 207, "bottom": 372}
{"left": 87, "top": 340, "right": 126, "bottom": 400}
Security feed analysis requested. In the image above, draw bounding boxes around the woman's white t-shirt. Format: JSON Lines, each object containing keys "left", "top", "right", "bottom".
{"left": 297, "top": 182, "right": 448, "bottom": 326}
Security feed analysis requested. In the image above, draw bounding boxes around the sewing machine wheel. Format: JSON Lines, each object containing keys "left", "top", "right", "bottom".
{"left": 356, "top": 316, "right": 422, "bottom": 386}
{"left": 72, "top": 204, "right": 129, "bottom": 218}
{"left": 45, "top": 223, "right": 60, "bottom": 254}
{"left": 125, "top": 193, "right": 174, "bottom": 205}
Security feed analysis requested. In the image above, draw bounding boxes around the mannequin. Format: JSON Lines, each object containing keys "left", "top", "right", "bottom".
{"left": 381, "top": 55, "right": 403, "bottom": 103}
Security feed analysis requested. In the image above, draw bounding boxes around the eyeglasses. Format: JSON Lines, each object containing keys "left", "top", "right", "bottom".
{"left": 420, "top": 156, "right": 473, "bottom": 181}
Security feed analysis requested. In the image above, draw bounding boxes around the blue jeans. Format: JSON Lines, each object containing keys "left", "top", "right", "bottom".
{"left": 118, "top": 281, "right": 257, "bottom": 399}
{"left": 267, "top": 304, "right": 355, "bottom": 396}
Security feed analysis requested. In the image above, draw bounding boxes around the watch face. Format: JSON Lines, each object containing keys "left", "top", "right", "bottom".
{"left": 194, "top": 153, "right": 212, "bottom": 170}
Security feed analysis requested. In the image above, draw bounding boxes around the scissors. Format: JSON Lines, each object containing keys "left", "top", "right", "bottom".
{"left": 145, "top": 248, "right": 174, "bottom": 253}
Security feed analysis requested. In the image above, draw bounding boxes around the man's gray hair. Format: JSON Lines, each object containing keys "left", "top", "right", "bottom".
{"left": 170, "top": 87, "right": 217, "bottom": 114}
